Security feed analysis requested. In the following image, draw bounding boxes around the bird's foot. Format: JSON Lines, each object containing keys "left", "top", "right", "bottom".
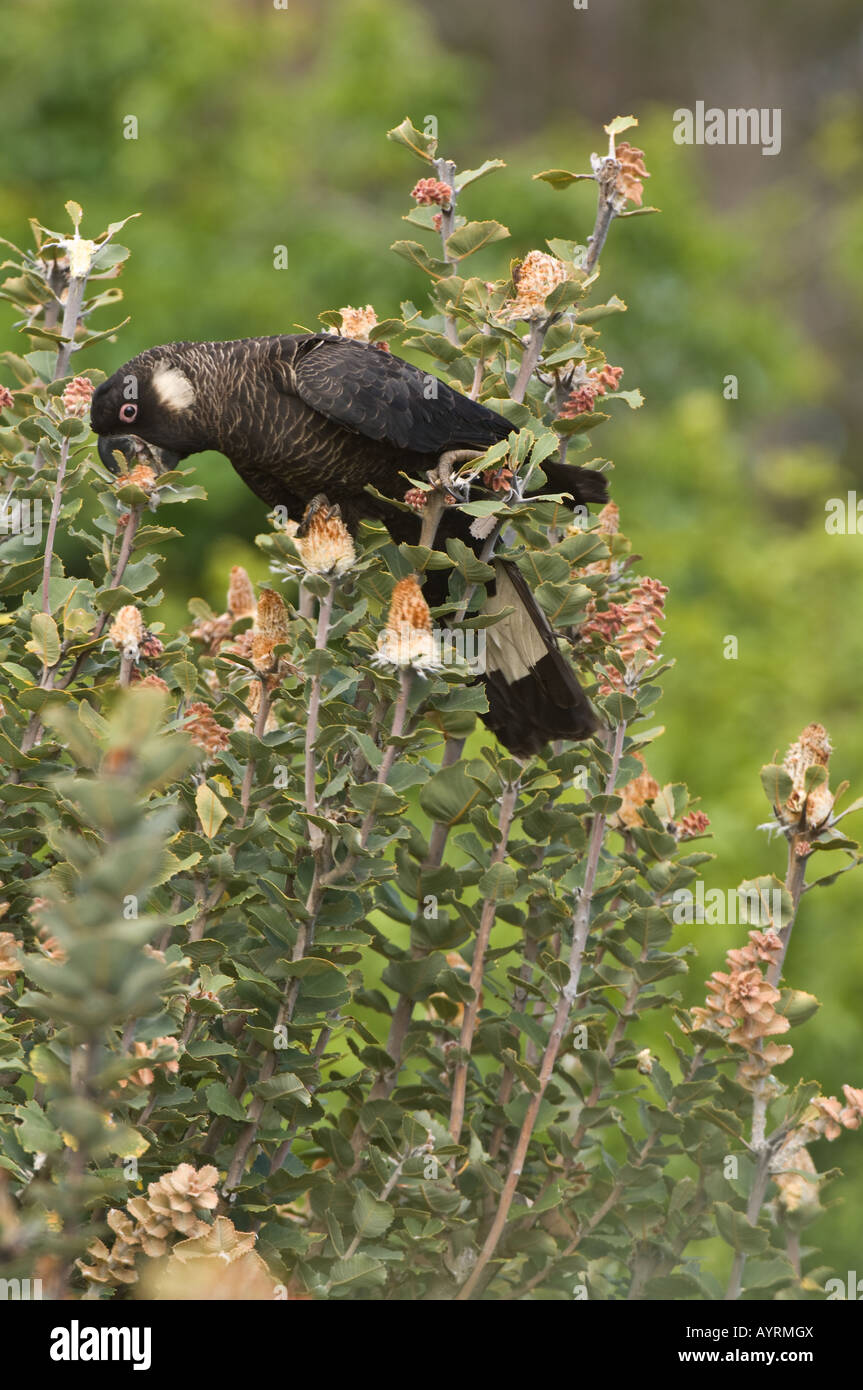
{"left": 418, "top": 449, "right": 484, "bottom": 548}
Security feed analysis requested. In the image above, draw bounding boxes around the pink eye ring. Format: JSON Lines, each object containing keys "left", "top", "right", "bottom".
{"left": 119, "top": 402, "right": 138, "bottom": 423}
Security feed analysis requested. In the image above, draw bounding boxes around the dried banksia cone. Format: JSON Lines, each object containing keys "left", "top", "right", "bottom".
{"left": 338, "top": 305, "right": 377, "bottom": 342}
{"left": 127, "top": 1163, "right": 219, "bottom": 1253}
{"left": 108, "top": 605, "right": 144, "bottom": 661}
{"left": 183, "top": 702, "right": 230, "bottom": 756}
{"left": 613, "top": 141, "right": 649, "bottom": 208}
{"left": 62, "top": 375, "right": 94, "bottom": 418}
{"left": 374, "top": 576, "right": 439, "bottom": 671}
{"left": 141, "top": 1217, "right": 277, "bottom": 1300}
{"left": 149, "top": 1162, "right": 218, "bottom": 1227}
{"left": 293, "top": 496, "right": 356, "bottom": 576}
{"left": 228, "top": 565, "right": 256, "bottom": 620}
{"left": 77, "top": 1230, "right": 139, "bottom": 1288}
{"left": 251, "top": 633, "right": 276, "bottom": 673}
{"left": 840, "top": 1084, "right": 863, "bottom": 1129}
{"left": 691, "top": 933, "right": 794, "bottom": 1089}
{"left": 503, "top": 250, "right": 568, "bottom": 321}
{"left": 124, "top": 1197, "right": 173, "bottom": 1258}
{"left": 779, "top": 723, "right": 834, "bottom": 831}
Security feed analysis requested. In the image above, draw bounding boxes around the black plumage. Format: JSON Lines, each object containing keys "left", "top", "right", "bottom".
{"left": 91, "top": 333, "right": 608, "bottom": 755}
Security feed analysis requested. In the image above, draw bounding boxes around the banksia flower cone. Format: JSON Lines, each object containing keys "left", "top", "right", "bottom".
{"left": 184, "top": 702, "right": 230, "bottom": 756}
{"left": 252, "top": 588, "right": 292, "bottom": 674}
{"left": 228, "top": 565, "right": 257, "bottom": 620}
{"left": 338, "top": 305, "right": 378, "bottom": 342}
{"left": 78, "top": 1231, "right": 139, "bottom": 1287}
{"left": 293, "top": 495, "right": 356, "bottom": 576}
{"left": 108, "top": 605, "right": 144, "bottom": 661}
{"left": 374, "top": 577, "right": 439, "bottom": 671}
{"left": 124, "top": 1163, "right": 219, "bottom": 1257}
{"left": 503, "top": 251, "right": 568, "bottom": 321}
{"left": 123, "top": 463, "right": 158, "bottom": 492}
{"left": 779, "top": 723, "right": 834, "bottom": 831}
{"left": 62, "top": 375, "right": 94, "bottom": 418}
{"left": 255, "top": 589, "right": 291, "bottom": 644}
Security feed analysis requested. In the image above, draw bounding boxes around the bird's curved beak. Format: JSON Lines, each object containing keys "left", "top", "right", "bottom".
{"left": 97, "top": 435, "right": 137, "bottom": 475}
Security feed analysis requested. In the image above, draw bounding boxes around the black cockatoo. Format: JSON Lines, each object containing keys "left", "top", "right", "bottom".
{"left": 90, "top": 333, "right": 608, "bottom": 755}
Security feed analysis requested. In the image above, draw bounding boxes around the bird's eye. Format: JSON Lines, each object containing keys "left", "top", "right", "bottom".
{"left": 119, "top": 402, "right": 138, "bottom": 423}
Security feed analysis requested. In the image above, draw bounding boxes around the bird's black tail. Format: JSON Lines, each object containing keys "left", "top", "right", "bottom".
{"left": 480, "top": 559, "right": 600, "bottom": 758}
{"left": 538, "top": 459, "right": 609, "bottom": 508}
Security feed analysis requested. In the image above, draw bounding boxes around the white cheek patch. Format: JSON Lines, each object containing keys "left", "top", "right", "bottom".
{"left": 151, "top": 363, "right": 196, "bottom": 412}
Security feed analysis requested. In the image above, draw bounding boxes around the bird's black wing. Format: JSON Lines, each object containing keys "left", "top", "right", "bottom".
{"left": 270, "top": 335, "right": 512, "bottom": 455}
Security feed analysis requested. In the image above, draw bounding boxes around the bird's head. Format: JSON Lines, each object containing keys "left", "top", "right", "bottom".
{"left": 90, "top": 350, "right": 202, "bottom": 474}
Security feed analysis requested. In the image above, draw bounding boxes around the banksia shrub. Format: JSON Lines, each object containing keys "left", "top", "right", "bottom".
{"left": 0, "top": 129, "right": 860, "bottom": 1311}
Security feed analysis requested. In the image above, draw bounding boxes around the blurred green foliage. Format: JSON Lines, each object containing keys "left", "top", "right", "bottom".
{"left": 3, "top": 0, "right": 863, "bottom": 1280}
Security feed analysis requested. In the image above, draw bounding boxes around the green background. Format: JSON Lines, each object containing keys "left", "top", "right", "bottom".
{"left": 2, "top": 0, "right": 862, "bottom": 1286}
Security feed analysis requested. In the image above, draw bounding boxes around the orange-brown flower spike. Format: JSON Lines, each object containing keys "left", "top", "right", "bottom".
{"left": 293, "top": 495, "right": 356, "bottom": 577}
{"left": 374, "top": 576, "right": 440, "bottom": 672}
{"left": 338, "top": 305, "right": 378, "bottom": 342}
{"left": 227, "top": 565, "right": 256, "bottom": 620}
{"left": 255, "top": 588, "right": 291, "bottom": 644}
{"left": 183, "top": 702, "right": 230, "bottom": 756}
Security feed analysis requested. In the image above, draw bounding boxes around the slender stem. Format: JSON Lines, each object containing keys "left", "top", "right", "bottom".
{"left": 514, "top": 1047, "right": 706, "bottom": 1300}
{"left": 304, "top": 580, "right": 337, "bottom": 848}
{"left": 435, "top": 157, "right": 460, "bottom": 346}
{"left": 358, "top": 669, "right": 414, "bottom": 848}
{"left": 724, "top": 833, "right": 808, "bottom": 1301}
{"left": 457, "top": 723, "right": 626, "bottom": 1300}
{"left": 341, "top": 1146, "right": 417, "bottom": 1260}
{"left": 239, "top": 678, "right": 272, "bottom": 821}
{"left": 511, "top": 319, "right": 549, "bottom": 405}
{"left": 268, "top": 1019, "right": 335, "bottom": 1175}
{"left": 54, "top": 274, "right": 88, "bottom": 381}
{"left": 584, "top": 199, "right": 616, "bottom": 276}
{"left": 19, "top": 500, "right": 143, "bottom": 761}
{"left": 224, "top": 582, "right": 339, "bottom": 1189}
{"left": 41, "top": 436, "right": 69, "bottom": 612}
